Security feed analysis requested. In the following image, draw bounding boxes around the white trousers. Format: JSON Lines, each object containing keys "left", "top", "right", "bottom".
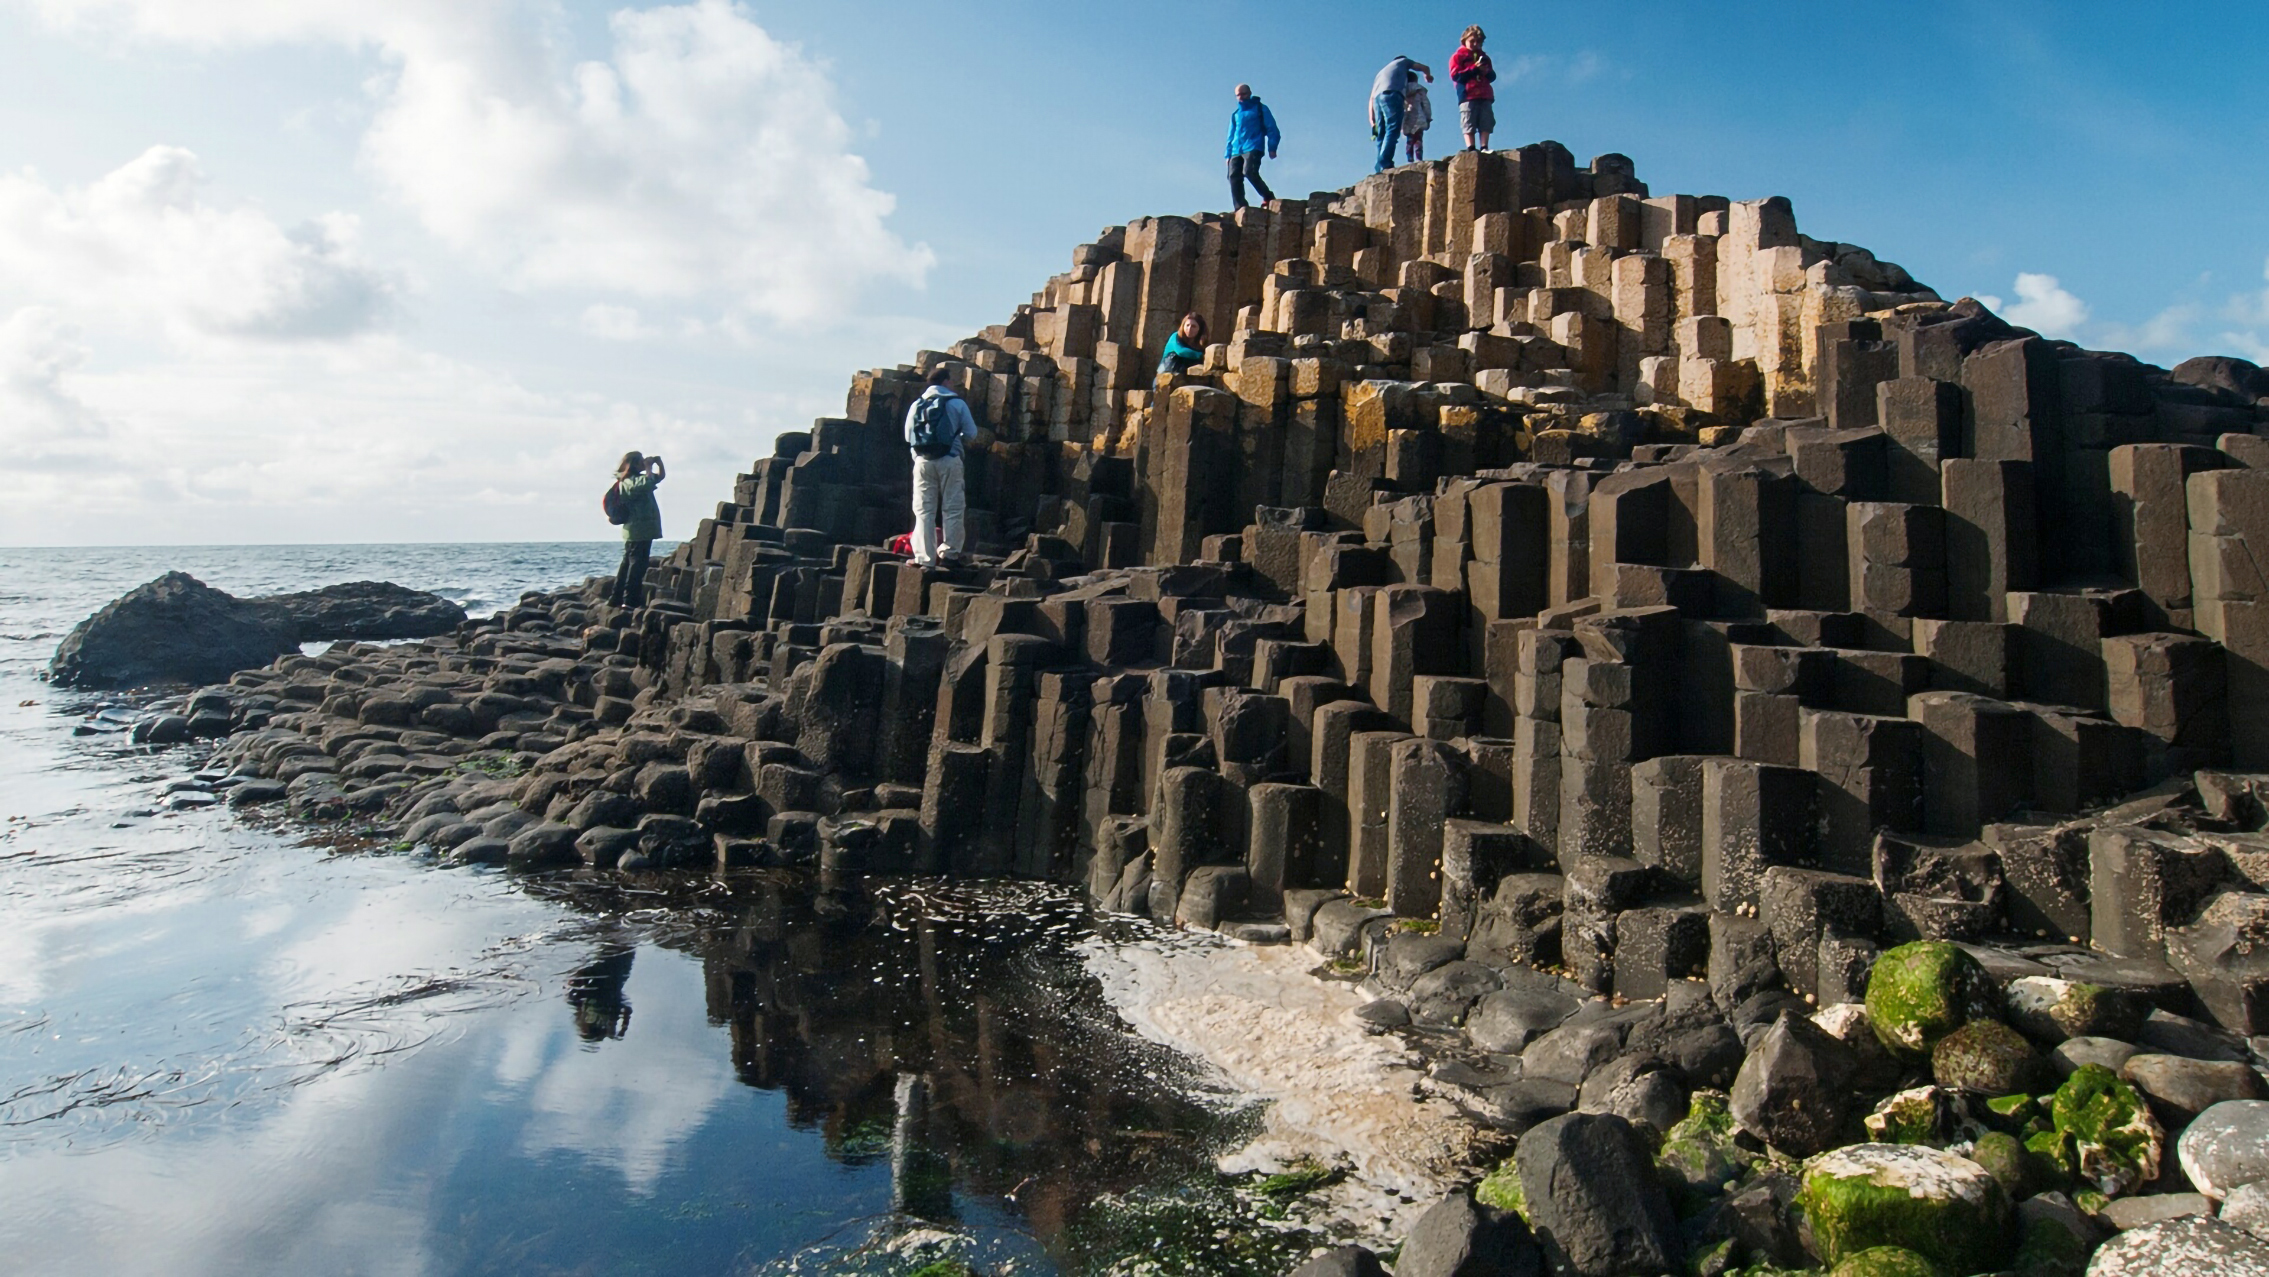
{"left": 910, "top": 453, "right": 966, "bottom": 564}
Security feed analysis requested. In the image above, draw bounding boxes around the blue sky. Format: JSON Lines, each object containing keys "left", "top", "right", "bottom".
{"left": 0, "top": 0, "right": 2262, "bottom": 545}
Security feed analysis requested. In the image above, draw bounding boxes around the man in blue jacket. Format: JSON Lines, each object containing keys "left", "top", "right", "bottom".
{"left": 1225, "top": 84, "right": 1280, "bottom": 211}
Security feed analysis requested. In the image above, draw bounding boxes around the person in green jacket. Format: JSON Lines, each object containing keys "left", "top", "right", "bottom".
{"left": 609, "top": 451, "right": 665, "bottom": 608}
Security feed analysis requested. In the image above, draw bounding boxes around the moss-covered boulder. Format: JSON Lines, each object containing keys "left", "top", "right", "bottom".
{"left": 2047, "top": 1063, "right": 2163, "bottom": 1196}
{"left": 1827, "top": 1245, "right": 1944, "bottom": 1277}
{"left": 1970, "top": 1130, "right": 2039, "bottom": 1198}
{"left": 1932, "top": 1019, "right": 2050, "bottom": 1096}
{"left": 1865, "top": 942, "right": 1997, "bottom": 1056}
{"left": 1864, "top": 1086, "right": 1962, "bottom": 1146}
{"left": 1658, "top": 1090, "right": 1754, "bottom": 1211}
{"left": 1795, "top": 1143, "right": 2012, "bottom": 1274}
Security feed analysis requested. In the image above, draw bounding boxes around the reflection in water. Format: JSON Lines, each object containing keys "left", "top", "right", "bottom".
{"left": 534, "top": 871, "right": 1268, "bottom": 1268}
{"left": 568, "top": 948, "right": 635, "bottom": 1043}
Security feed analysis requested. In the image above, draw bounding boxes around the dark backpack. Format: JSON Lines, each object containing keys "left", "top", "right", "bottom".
{"left": 602, "top": 482, "right": 628, "bottom": 526}
{"left": 909, "top": 392, "right": 959, "bottom": 459}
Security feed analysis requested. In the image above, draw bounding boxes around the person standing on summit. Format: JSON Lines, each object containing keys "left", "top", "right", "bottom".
{"left": 1449, "top": 25, "right": 1497, "bottom": 153}
{"left": 1368, "top": 54, "right": 1432, "bottom": 173}
{"left": 1225, "top": 84, "right": 1280, "bottom": 211}
{"left": 903, "top": 365, "right": 980, "bottom": 567}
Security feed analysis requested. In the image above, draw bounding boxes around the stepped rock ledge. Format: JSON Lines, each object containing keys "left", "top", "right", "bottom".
{"left": 141, "top": 145, "right": 2269, "bottom": 1274}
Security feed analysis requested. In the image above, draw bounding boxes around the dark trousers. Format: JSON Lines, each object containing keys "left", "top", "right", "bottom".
{"left": 610, "top": 538, "right": 652, "bottom": 609}
{"left": 1228, "top": 151, "right": 1274, "bottom": 209}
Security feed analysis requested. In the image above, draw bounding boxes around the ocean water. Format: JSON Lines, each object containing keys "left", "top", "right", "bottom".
{"left": 0, "top": 545, "right": 1269, "bottom": 1277}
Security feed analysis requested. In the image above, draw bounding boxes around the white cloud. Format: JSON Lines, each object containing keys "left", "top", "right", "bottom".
{"left": 0, "top": 330, "right": 749, "bottom": 544}
{"left": 2218, "top": 256, "right": 2269, "bottom": 363}
{"left": 0, "top": 146, "right": 394, "bottom": 343}
{"left": 579, "top": 303, "right": 651, "bottom": 342}
{"left": 28, "top": 0, "right": 934, "bottom": 324}
{"left": 1985, "top": 271, "right": 2089, "bottom": 339}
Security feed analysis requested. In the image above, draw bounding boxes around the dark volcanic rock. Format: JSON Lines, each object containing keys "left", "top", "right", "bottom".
{"left": 50, "top": 572, "right": 466, "bottom": 688}
{"left": 1397, "top": 1189, "right": 1539, "bottom": 1277}
{"left": 1731, "top": 1012, "right": 1861, "bottom": 1155}
{"left": 1515, "top": 1111, "right": 1681, "bottom": 1277}
{"left": 256, "top": 580, "right": 467, "bottom": 640}
{"left": 49, "top": 572, "right": 298, "bottom": 688}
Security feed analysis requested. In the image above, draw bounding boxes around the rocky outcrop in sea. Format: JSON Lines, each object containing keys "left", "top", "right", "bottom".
{"left": 49, "top": 573, "right": 467, "bottom": 690}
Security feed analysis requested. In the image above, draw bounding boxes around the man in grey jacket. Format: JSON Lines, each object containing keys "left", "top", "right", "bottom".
{"left": 902, "top": 365, "right": 981, "bottom": 566}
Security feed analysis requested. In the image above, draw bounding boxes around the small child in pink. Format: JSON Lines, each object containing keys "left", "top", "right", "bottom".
{"left": 1402, "top": 77, "right": 1433, "bottom": 163}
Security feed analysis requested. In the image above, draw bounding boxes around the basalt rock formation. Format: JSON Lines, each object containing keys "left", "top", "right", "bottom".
{"left": 257, "top": 580, "right": 469, "bottom": 641}
{"left": 51, "top": 573, "right": 467, "bottom": 689}
{"left": 51, "top": 572, "right": 300, "bottom": 689}
{"left": 164, "top": 144, "right": 2269, "bottom": 1272}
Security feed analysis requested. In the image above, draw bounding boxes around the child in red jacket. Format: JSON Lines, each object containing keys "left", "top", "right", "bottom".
{"left": 1449, "top": 25, "right": 1497, "bottom": 153}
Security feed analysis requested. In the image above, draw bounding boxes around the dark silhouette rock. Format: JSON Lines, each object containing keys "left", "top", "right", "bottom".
{"left": 50, "top": 572, "right": 297, "bottom": 688}
{"left": 2173, "top": 355, "right": 2269, "bottom": 403}
{"left": 50, "top": 572, "right": 466, "bottom": 688}
{"left": 1396, "top": 1188, "right": 1539, "bottom": 1277}
{"left": 1286, "top": 1245, "right": 1390, "bottom": 1277}
{"left": 255, "top": 580, "right": 467, "bottom": 640}
{"left": 1515, "top": 1111, "right": 1681, "bottom": 1277}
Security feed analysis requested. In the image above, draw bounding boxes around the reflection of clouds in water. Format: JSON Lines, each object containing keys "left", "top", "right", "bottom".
{"left": 266, "top": 876, "right": 535, "bottom": 997}
{"left": 512, "top": 949, "right": 734, "bottom": 1194}
{"left": 0, "top": 920, "right": 48, "bottom": 1004}
{"left": 0, "top": 1050, "right": 440, "bottom": 1276}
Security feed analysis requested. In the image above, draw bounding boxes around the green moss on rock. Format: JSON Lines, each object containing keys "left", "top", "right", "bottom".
{"left": 1932, "top": 1020, "right": 2049, "bottom": 1096}
{"left": 2048, "top": 1063, "right": 2162, "bottom": 1196}
{"left": 2011, "top": 1215, "right": 2089, "bottom": 1277}
{"left": 1795, "top": 1143, "right": 2012, "bottom": 1274}
{"left": 1827, "top": 1246, "right": 1944, "bottom": 1277}
{"left": 1474, "top": 1156, "right": 1527, "bottom": 1221}
{"left": 1865, "top": 943, "right": 1997, "bottom": 1056}
{"left": 2024, "top": 1128, "right": 2076, "bottom": 1184}
{"left": 1984, "top": 1093, "right": 2042, "bottom": 1130}
{"left": 1686, "top": 1235, "right": 1737, "bottom": 1277}
{"left": 1969, "top": 1131, "right": 2034, "bottom": 1198}
{"left": 1661, "top": 1090, "right": 1754, "bottom": 1210}
{"left": 1864, "top": 1087, "right": 1958, "bottom": 1146}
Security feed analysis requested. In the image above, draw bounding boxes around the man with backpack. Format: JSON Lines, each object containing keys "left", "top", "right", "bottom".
{"left": 903, "top": 365, "right": 980, "bottom": 566}
{"left": 604, "top": 451, "right": 665, "bottom": 608}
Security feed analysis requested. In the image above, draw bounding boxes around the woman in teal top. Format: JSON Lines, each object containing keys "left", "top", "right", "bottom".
{"left": 609, "top": 451, "right": 665, "bottom": 609}
{"left": 1157, "top": 312, "right": 1209, "bottom": 376}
